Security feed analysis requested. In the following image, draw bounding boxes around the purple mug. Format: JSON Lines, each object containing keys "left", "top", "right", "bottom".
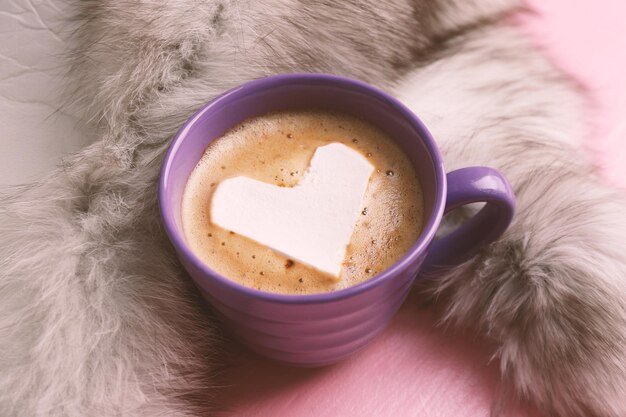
{"left": 159, "top": 73, "right": 515, "bottom": 367}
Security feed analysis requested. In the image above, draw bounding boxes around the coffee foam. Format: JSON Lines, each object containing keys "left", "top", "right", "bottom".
{"left": 181, "top": 110, "right": 424, "bottom": 295}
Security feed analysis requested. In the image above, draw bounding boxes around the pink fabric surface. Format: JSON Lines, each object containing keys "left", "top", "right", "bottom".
{"left": 519, "top": 0, "right": 626, "bottom": 187}
{"left": 220, "top": 293, "right": 538, "bottom": 416}
{"left": 220, "top": 2, "right": 626, "bottom": 416}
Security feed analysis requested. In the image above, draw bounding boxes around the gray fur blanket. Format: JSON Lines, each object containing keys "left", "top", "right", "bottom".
{"left": 1, "top": 1, "right": 625, "bottom": 416}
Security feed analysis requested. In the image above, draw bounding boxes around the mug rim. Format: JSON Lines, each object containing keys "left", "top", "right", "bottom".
{"left": 158, "top": 73, "right": 446, "bottom": 305}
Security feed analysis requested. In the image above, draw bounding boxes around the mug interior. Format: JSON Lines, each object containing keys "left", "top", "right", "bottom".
{"left": 159, "top": 73, "right": 445, "bottom": 301}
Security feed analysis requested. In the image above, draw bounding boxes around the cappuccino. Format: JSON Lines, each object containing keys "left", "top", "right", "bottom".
{"left": 181, "top": 110, "right": 423, "bottom": 294}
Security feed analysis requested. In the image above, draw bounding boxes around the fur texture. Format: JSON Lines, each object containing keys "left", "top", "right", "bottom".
{"left": 1, "top": 0, "right": 625, "bottom": 416}
{"left": 396, "top": 25, "right": 626, "bottom": 416}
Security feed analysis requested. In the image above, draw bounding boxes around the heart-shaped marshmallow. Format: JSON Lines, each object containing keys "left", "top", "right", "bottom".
{"left": 211, "top": 143, "right": 374, "bottom": 278}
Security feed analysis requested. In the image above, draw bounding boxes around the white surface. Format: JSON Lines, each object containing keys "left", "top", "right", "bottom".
{"left": 0, "top": 0, "right": 93, "bottom": 186}
{"left": 212, "top": 143, "right": 374, "bottom": 277}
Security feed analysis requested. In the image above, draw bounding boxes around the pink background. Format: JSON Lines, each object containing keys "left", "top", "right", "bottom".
{"left": 219, "top": 2, "right": 626, "bottom": 416}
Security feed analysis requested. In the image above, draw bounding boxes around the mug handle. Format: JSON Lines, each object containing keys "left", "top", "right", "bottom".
{"left": 421, "top": 167, "right": 516, "bottom": 273}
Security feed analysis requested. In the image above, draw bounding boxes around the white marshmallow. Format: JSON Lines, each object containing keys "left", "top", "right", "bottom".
{"left": 211, "top": 143, "right": 374, "bottom": 278}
